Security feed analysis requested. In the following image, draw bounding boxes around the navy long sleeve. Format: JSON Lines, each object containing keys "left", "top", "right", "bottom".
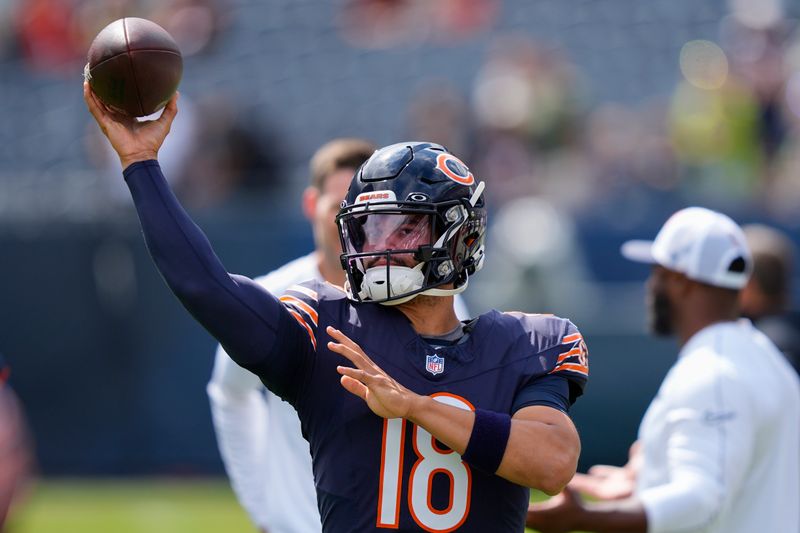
{"left": 123, "top": 160, "right": 313, "bottom": 404}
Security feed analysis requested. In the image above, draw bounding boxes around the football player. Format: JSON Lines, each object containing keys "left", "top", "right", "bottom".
{"left": 85, "top": 84, "right": 588, "bottom": 532}
{"left": 208, "top": 137, "right": 471, "bottom": 533}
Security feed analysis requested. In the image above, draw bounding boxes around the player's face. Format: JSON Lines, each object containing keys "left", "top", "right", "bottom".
{"left": 361, "top": 213, "right": 432, "bottom": 268}
{"left": 313, "top": 168, "right": 355, "bottom": 261}
{"left": 646, "top": 265, "right": 675, "bottom": 337}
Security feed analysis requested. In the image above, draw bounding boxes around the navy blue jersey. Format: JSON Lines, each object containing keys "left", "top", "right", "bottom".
{"left": 279, "top": 281, "right": 587, "bottom": 532}
{"left": 123, "top": 161, "right": 588, "bottom": 533}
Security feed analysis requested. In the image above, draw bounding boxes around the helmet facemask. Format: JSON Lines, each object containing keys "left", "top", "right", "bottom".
{"left": 337, "top": 186, "right": 484, "bottom": 305}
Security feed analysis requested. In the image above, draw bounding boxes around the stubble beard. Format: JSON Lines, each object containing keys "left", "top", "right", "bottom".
{"left": 648, "top": 288, "right": 674, "bottom": 337}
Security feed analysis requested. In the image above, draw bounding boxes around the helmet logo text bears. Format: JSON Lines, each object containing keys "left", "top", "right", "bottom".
{"left": 355, "top": 191, "right": 397, "bottom": 204}
{"left": 435, "top": 154, "right": 475, "bottom": 186}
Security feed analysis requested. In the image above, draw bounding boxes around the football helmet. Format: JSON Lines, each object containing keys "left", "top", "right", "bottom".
{"left": 337, "top": 142, "right": 486, "bottom": 305}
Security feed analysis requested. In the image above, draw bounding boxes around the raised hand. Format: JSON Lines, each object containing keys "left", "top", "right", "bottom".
{"left": 327, "top": 326, "right": 420, "bottom": 420}
{"left": 83, "top": 81, "right": 178, "bottom": 169}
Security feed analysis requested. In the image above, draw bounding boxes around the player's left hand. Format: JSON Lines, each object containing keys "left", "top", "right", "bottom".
{"left": 327, "top": 326, "right": 419, "bottom": 419}
{"left": 525, "top": 486, "right": 583, "bottom": 533}
{"left": 568, "top": 464, "right": 635, "bottom": 500}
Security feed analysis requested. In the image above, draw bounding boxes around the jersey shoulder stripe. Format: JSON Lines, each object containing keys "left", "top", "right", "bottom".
{"left": 497, "top": 311, "right": 589, "bottom": 383}
{"left": 550, "top": 332, "right": 588, "bottom": 377}
{"left": 279, "top": 295, "right": 319, "bottom": 326}
{"left": 280, "top": 283, "right": 322, "bottom": 351}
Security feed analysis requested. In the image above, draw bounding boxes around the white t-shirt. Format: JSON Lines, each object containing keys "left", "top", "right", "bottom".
{"left": 207, "top": 252, "right": 471, "bottom": 533}
{"left": 636, "top": 320, "right": 800, "bottom": 533}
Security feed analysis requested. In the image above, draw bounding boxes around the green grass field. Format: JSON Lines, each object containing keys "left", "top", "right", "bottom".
{"left": 7, "top": 478, "right": 572, "bottom": 532}
{"left": 8, "top": 479, "right": 256, "bottom": 533}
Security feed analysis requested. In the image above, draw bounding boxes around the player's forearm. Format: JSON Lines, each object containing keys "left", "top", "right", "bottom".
{"left": 575, "top": 499, "right": 648, "bottom": 532}
{"left": 406, "top": 399, "right": 577, "bottom": 492}
{"left": 406, "top": 395, "right": 473, "bottom": 454}
{"left": 494, "top": 409, "right": 579, "bottom": 493}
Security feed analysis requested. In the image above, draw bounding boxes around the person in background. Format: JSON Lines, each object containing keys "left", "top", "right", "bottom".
{"left": 740, "top": 223, "right": 800, "bottom": 375}
{"left": 207, "top": 138, "right": 373, "bottom": 533}
{"left": 527, "top": 207, "right": 800, "bottom": 533}
{"left": 0, "top": 354, "right": 33, "bottom": 531}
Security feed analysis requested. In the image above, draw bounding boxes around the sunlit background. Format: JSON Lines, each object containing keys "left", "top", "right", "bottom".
{"left": 1, "top": 0, "right": 799, "bottom": 531}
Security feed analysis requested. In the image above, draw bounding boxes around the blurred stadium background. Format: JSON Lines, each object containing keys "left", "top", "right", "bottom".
{"left": 1, "top": 0, "right": 799, "bottom": 531}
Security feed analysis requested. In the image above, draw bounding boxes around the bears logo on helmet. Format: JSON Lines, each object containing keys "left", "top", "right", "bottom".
{"left": 435, "top": 153, "right": 475, "bottom": 186}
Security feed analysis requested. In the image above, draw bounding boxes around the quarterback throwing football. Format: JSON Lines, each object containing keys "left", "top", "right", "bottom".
{"left": 85, "top": 84, "right": 588, "bottom": 532}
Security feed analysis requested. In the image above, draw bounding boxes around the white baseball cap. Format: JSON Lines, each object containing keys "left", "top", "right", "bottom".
{"left": 621, "top": 207, "right": 752, "bottom": 289}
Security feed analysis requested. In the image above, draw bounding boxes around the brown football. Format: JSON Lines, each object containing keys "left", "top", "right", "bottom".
{"left": 85, "top": 18, "right": 183, "bottom": 117}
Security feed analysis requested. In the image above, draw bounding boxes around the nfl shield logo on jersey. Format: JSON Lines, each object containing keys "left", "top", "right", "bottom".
{"left": 425, "top": 354, "right": 445, "bottom": 375}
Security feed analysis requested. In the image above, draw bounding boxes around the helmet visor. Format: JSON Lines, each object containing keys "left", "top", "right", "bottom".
{"left": 343, "top": 212, "right": 434, "bottom": 257}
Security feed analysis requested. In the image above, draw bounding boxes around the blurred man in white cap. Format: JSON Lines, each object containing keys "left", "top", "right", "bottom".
{"left": 527, "top": 207, "right": 800, "bottom": 533}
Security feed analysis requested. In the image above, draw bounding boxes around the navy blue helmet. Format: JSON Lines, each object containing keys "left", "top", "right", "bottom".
{"left": 337, "top": 142, "right": 486, "bottom": 305}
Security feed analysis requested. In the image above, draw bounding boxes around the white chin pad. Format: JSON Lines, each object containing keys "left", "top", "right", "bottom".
{"left": 360, "top": 265, "right": 424, "bottom": 301}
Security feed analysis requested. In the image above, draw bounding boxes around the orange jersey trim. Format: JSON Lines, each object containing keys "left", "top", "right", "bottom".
{"left": 279, "top": 295, "right": 319, "bottom": 326}
{"left": 552, "top": 362, "right": 588, "bottom": 376}
{"left": 288, "top": 309, "right": 317, "bottom": 350}
{"left": 556, "top": 348, "right": 583, "bottom": 364}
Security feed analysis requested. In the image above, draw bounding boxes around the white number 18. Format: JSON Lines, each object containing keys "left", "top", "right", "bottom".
{"left": 376, "top": 393, "right": 474, "bottom": 532}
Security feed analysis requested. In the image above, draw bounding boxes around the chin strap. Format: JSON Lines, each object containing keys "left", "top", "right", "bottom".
{"left": 419, "top": 275, "right": 468, "bottom": 298}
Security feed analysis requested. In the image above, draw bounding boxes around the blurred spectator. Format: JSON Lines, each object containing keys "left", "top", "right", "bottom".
{"left": 668, "top": 39, "right": 763, "bottom": 203}
{"left": 723, "top": 21, "right": 789, "bottom": 165}
{"left": 86, "top": 93, "right": 199, "bottom": 207}
{"left": 0, "top": 1, "right": 20, "bottom": 60}
{"left": 0, "top": 354, "right": 33, "bottom": 531}
{"left": 15, "top": 0, "right": 145, "bottom": 75}
{"left": 338, "top": 0, "right": 498, "bottom": 48}
{"left": 741, "top": 223, "right": 800, "bottom": 374}
{"left": 762, "top": 28, "right": 800, "bottom": 220}
{"left": 466, "top": 195, "right": 595, "bottom": 320}
{"left": 470, "top": 36, "right": 585, "bottom": 208}
{"left": 151, "top": 0, "right": 232, "bottom": 57}
{"left": 15, "top": 0, "right": 83, "bottom": 74}
{"left": 175, "top": 92, "right": 288, "bottom": 208}
{"left": 406, "top": 80, "right": 472, "bottom": 159}
{"left": 86, "top": 91, "right": 286, "bottom": 209}
{"left": 73, "top": 0, "right": 143, "bottom": 55}
{"left": 669, "top": 11, "right": 796, "bottom": 207}
{"left": 14, "top": 0, "right": 230, "bottom": 74}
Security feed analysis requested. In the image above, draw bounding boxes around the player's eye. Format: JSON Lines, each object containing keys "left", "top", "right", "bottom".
{"left": 396, "top": 225, "right": 414, "bottom": 237}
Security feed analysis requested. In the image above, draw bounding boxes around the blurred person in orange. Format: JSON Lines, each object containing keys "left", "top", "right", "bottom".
{"left": 0, "top": 354, "right": 33, "bottom": 531}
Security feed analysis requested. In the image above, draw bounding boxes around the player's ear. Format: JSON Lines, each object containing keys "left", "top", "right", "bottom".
{"left": 302, "top": 186, "right": 319, "bottom": 222}
{"left": 673, "top": 272, "right": 694, "bottom": 297}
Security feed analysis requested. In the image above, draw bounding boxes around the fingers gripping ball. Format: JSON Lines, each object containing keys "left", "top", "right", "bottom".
{"left": 85, "top": 18, "right": 182, "bottom": 117}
